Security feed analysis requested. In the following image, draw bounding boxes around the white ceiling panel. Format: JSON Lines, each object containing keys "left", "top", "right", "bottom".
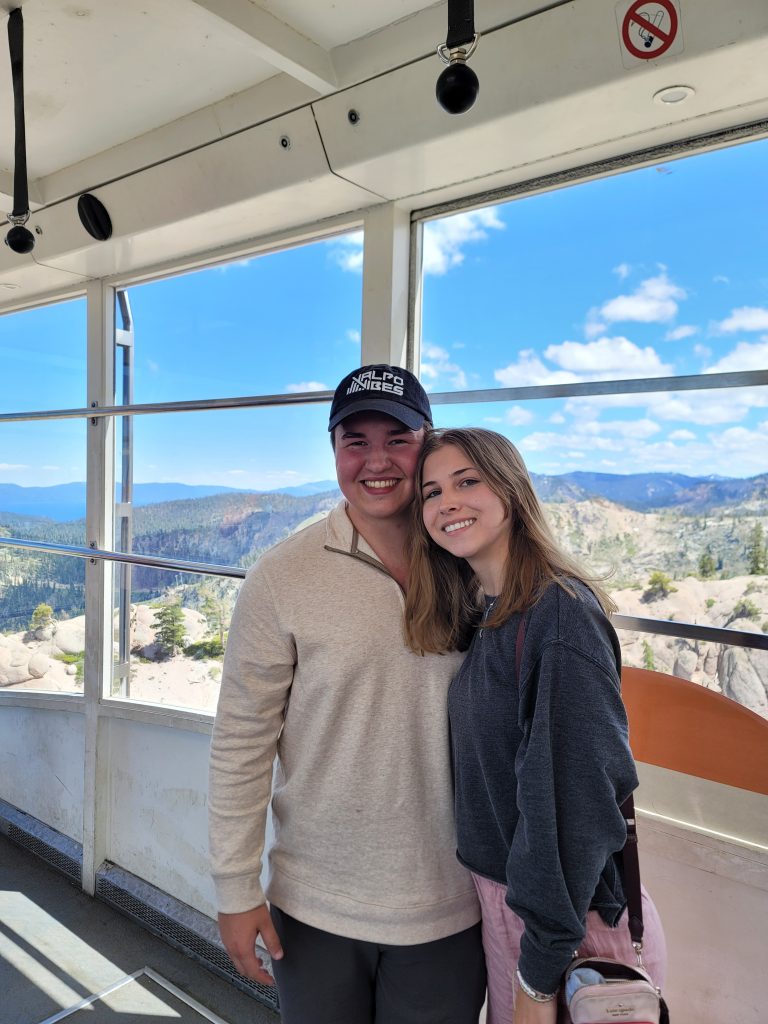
{"left": 261, "top": 0, "right": 437, "bottom": 50}
{"left": 0, "top": 0, "right": 279, "bottom": 178}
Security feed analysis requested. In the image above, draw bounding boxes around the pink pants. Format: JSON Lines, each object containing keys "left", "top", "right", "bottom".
{"left": 472, "top": 873, "right": 667, "bottom": 1024}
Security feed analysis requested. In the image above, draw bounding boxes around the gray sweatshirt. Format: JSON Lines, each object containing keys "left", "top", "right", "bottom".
{"left": 208, "top": 501, "right": 480, "bottom": 944}
{"left": 448, "top": 580, "right": 637, "bottom": 992}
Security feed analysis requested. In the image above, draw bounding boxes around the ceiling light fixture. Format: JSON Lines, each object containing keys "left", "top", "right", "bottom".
{"left": 653, "top": 85, "right": 695, "bottom": 105}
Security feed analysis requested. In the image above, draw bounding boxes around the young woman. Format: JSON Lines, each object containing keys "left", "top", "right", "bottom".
{"left": 405, "top": 428, "right": 667, "bottom": 1024}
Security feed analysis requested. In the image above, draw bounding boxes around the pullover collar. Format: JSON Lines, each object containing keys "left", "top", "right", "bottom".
{"left": 324, "top": 500, "right": 393, "bottom": 581}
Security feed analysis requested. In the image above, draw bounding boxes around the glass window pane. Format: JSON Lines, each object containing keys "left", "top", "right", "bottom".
{"left": 430, "top": 390, "right": 768, "bottom": 630}
{"left": 0, "top": 420, "right": 87, "bottom": 543}
{"left": 111, "top": 565, "right": 242, "bottom": 712}
{"left": 421, "top": 139, "right": 768, "bottom": 391}
{"left": 0, "top": 298, "right": 86, "bottom": 412}
{"left": 122, "top": 233, "right": 363, "bottom": 404}
{"left": 114, "top": 405, "right": 340, "bottom": 564}
{"left": 618, "top": 632, "right": 767, "bottom": 719}
{"left": 0, "top": 550, "right": 85, "bottom": 694}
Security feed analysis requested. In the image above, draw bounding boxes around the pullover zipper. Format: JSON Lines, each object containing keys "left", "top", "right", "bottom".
{"left": 324, "top": 528, "right": 405, "bottom": 599}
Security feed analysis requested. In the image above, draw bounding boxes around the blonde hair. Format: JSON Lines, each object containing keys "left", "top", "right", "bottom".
{"left": 404, "top": 428, "right": 615, "bottom": 654}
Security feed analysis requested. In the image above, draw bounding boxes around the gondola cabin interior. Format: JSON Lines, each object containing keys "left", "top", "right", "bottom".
{"left": 0, "top": 1, "right": 766, "bottom": 1022}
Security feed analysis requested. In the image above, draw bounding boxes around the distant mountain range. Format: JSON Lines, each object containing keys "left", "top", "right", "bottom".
{"left": 0, "top": 481, "right": 340, "bottom": 521}
{"left": 530, "top": 471, "right": 768, "bottom": 512}
{"left": 0, "top": 472, "right": 767, "bottom": 523}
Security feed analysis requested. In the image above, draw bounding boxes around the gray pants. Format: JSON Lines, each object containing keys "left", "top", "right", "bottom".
{"left": 270, "top": 905, "right": 486, "bottom": 1024}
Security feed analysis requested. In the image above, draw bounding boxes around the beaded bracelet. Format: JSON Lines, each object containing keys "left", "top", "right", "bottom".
{"left": 516, "top": 969, "right": 558, "bottom": 1003}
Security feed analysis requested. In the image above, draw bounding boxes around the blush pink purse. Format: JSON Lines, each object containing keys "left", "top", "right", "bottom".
{"left": 560, "top": 799, "right": 669, "bottom": 1023}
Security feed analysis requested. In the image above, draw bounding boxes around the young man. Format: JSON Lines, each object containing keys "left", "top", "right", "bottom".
{"left": 209, "top": 364, "right": 485, "bottom": 1023}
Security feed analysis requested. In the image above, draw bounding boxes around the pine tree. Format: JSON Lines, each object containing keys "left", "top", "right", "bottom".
{"left": 153, "top": 601, "right": 186, "bottom": 658}
{"left": 643, "top": 571, "right": 677, "bottom": 601}
{"left": 642, "top": 640, "right": 655, "bottom": 671}
{"left": 747, "top": 523, "right": 766, "bottom": 574}
{"left": 698, "top": 549, "right": 716, "bottom": 578}
{"left": 200, "top": 588, "right": 226, "bottom": 644}
{"left": 30, "top": 602, "right": 54, "bottom": 631}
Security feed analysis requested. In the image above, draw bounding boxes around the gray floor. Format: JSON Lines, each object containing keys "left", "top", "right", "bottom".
{"left": 0, "top": 834, "right": 279, "bottom": 1024}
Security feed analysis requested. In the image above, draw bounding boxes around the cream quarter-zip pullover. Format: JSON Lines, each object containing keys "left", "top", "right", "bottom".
{"left": 208, "top": 501, "right": 479, "bottom": 944}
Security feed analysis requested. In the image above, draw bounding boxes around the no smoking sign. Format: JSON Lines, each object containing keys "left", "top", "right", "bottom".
{"left": 615, "top": 0, "right": 684, "bottom": 67}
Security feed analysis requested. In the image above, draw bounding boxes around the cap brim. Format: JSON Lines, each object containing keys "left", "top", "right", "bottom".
{"left": 328, "top": 398, "right": 426, "bottom": 432}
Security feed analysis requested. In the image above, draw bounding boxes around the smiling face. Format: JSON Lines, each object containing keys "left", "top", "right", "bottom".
{"left": 421, "top": 443, "right": 510, "bottom": 593}
{"left": 334, "top": 411, "right": 425, "bottom": 528}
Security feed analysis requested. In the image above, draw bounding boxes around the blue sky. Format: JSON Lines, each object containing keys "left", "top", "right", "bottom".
{"left": 1, "top": 137, "right": 767, "bottom": 490}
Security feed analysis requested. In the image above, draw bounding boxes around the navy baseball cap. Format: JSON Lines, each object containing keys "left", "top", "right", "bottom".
{"left": 328, "top": 364, "right": 432, "bottom": 432}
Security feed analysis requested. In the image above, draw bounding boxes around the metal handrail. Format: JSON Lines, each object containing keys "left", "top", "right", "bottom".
{"left": 1, "top": 535, "right": 767, "bottom": 650}
{"left": 429, "top": 369, "right": 768, "bottom": 405}
{"left": 0, "top": 536, "right": 245, "bottom": 578}
{"left": 0, "top": 369, "right": 767, "bottom": 422}
{"left": 611, "top": 614, "right": 768, "bottom": 651}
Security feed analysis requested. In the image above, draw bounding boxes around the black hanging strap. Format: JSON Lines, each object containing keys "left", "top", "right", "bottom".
{"left": 8, "top": 8, "right": 28, "bottom": 220}
{"left": 514, "top": 610, "right": 645, "bottom": 946}
{"left": 619, "top": 793, "right": 645, "bottom": 945}
{"left": 446, "top": 0, "right": 475, "bottom": 50}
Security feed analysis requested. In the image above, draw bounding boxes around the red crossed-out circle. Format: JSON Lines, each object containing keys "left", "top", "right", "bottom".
{"left": 622, "top": 0, "right": 678, "bottom": 60}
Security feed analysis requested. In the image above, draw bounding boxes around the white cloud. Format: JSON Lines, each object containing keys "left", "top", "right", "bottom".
{"left": 549, "top": 413, "right": 565, "bottom": 424}
{"left": 581, "top": 418, "right": 660, "bottom": 440}
{"left": 519, "top": 432, "right": 568, "bottom": 453}
{"left": 346, "top": 329, "right": 361, "bottom": 344}
{"left": 285, "top": 381, "right": 329, "bottom": 393}
{"left": 494, "top": 350, "right": 578, "bottom": 388}
{"left": 420, "top": 343, "right": 467, "bottom": 389}
{"left": 544, "top": 336, "right": 672, "bottom": 378}
{"left": 494, "top": 336, "right": 671, "bottom": 390}
{"left": 520, "top": 429, "right": 639, "bottom": 455}
{"left": 716, "top": 307, "right": 768, "bottom": 332}
{"left": 517, "top": 413, "right": 762, "bottom": 475}
{"left": 612, "top": 263, "right": 631, "bottom": 280}
{"left": 713, "top": 275, "right": 730, "bottom": 285}
{"left": 564, "top": 387, "right": 768, "bottom": 426}
{"left": 693, "top": 344, "right": 711, "bottom": 360}
{"left": 0, "top": 463, "right": 26, "bottom": 470}
{"left": 483, "top": 416, "right": 503, "bottom": 424}
{"left": 584, "top": 314, "right": 607, "bottom": 340}
{"left": 215, "top": 257, "right": 255, "bottom": 272}
{"left": 453, "top": 342, "right": 466, "bottom": 349}
{"left": 665, "top": 325, "right": 698, "bottom": 341}
{"left": 710, "top": 423, "right": 768, "bottom": 464}
{"left": 329, "top": 232, "right": 364, "bottom": 272}
{"left": 704, "top": 340, "right": 768, "bottom": 373}
{"left": 599, "top": 272, "right": 686, "bottom": 324}
{"left": 422, "top": 208, "right": 504, "bottom": 276}
{"left": 505, "top": 405, "right": 533, "bottom": 426}
{"left": 227, "top": 469, "right": 248, "bottom": 476}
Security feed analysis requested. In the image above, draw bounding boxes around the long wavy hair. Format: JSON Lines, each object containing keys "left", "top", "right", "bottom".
{"left": 404, "top": 428, "right": 614, "bottom": 654}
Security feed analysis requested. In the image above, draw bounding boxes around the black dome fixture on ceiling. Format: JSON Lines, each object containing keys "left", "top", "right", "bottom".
{"left": 78, "top": 193, "right": 113, "bottom": 241}
{"left": 436, "top": 0, "right": 480, "bottom": 115}
{"left": 4, "top": 8, "right": 34, "bottom": 255}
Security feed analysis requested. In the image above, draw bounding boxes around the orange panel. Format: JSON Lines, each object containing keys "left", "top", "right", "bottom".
{"left": 623, "top": 667, "right": 768, "bottom": 797}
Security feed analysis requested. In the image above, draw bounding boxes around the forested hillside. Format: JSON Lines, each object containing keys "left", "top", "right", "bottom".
{"left": 2, "top": 473, "right": 766, "bottom": 630}
{"left": 0, "top": 489, "right": 339, "bottom": 630}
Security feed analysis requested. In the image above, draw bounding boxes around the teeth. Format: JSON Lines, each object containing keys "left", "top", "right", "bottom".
{"left": 444, "top": 519, "right": 475, "bottom": 533}
{"left": 364, "top": 479, "right": 398, "bottom": 489}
